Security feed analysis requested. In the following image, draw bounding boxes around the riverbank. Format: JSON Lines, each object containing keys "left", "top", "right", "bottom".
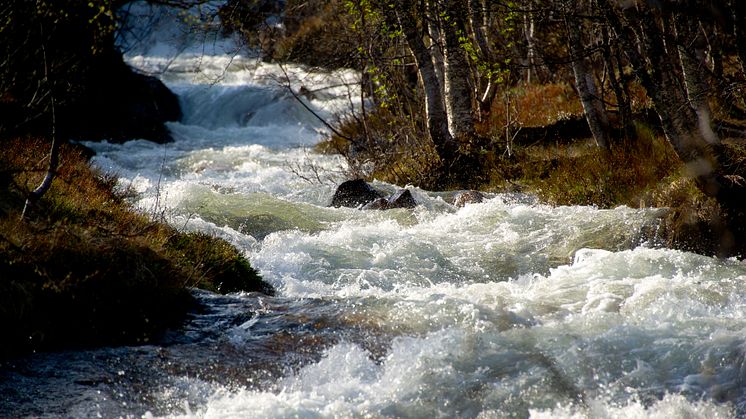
{"left": 317, "top": 82, "right": 744, "bottom": 257}
{"left": 0, "top": 137, "right": 273, "bottom": 358}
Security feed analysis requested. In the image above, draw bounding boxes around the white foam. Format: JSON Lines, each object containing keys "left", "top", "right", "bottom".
{"left": 96, "top": 3, "right": 746, "bottom": 416}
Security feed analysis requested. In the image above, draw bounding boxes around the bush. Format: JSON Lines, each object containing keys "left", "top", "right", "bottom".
{"left": 316, "top": 107, "right": 443, "bottom": 188}
{"left": 220, "top": 0, "right": 359, "bottom": 69}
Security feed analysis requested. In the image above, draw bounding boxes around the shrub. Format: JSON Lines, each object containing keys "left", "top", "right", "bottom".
{"left": 316, "top": 107, "right": 443, "bottom": 188}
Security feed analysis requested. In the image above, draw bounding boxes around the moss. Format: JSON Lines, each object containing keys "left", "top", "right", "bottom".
{"left": 0, "top": 137, "right": 272, "bottom": 358}
{"left": 165, "top": 232, "right": 274, "bottom": 295}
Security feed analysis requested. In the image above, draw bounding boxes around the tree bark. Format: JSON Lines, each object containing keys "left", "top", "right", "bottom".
{"left": 525, "top": 11, "right": 536, "bottom": 84}
{"left": 566, "top": 3, "right": 610, "bottom": 148}
{"left": 733, "top": 2, "right": 746, "bottom": 76}
{"left": 394, "top": 0, "right": 458, "bottom": 162}
{"left": 441, "top": 0, "right": 476, "bottom": 140}
{"left": 600, "top": 0, "right": 723, "bottom": 198}
{"left": 601, "top": 25, "right": 634, "bottom": 140}
{"left": 675, "top": 13, "right": 717, "bottom": 144}
{"left": 426, "top": 4, "right": 447, "bottom": 106}
{"left": 468, "top": 0, "right": 497, "bottom": 108}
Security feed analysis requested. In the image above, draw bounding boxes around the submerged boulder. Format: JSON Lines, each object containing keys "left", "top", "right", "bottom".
{"left": 331, "top": 179, "right": 384, "bottom": 208}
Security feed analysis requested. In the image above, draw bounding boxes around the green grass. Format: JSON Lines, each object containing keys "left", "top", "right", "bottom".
{"left": 0, "top": 137, "right": 272, "bottom": 357}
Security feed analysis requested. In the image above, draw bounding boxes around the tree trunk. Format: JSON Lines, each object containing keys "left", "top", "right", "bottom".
{"left": 426, "top": 5, "right": 446, "bottom": 106}
{"left": 524, "top": 2, "right": 537, "bottom": 84}
{"left": 600, "top": 1, "right": 723, "bottom": 197}
{"left": 468, "top": 0, "right": 497, "bottom": 109}
{"left": 21, "top": 31, "right": 60, "bottom": 220}
{"left": 566, "top": 4, "right": 610, "bottom": 148}
{"left": 675, "top": 14, "right": 717, "bottom": 144}
{"left": 733, "top": 2, "right": 746, "bottom": 76}
{"left": 601, "top": 25, "right": 634, "bottom": 141}
{"left": 394, "top": 0, "right": 457, "bottom": 162}
{"left": 441, "top": 0, "right": 476, "bottom": 140}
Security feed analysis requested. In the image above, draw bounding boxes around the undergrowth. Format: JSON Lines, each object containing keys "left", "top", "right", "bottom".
{"left": 316, "top": 107, "right": 443, "bottom": 189}
{"left": 0, "top": 137, "right": 272, "bottom": 358}
{"left": 522, "top": 123, "right": 680, "bottom": 207}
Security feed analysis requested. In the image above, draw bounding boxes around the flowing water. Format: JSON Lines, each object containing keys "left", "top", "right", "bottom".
{"left": 3, "top": 3, "right": 746, "bottom": 418}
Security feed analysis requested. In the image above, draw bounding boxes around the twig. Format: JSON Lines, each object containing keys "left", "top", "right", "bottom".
{"left": 275, "top": 62, "right": 354, "bottom": 142}
{"left": 22, "top": 24, "right": 59, "bottom": 220}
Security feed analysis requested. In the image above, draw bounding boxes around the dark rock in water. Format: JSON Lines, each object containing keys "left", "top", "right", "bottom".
{"left": 331, "top": 180, "right": 418, "bottom": 210}
{"left": 331, "top": 179, "right": 384, "bottom": 208}
{"left": 100, "top": 70, "right": 180, "bottom": 143}
{"left": 362, "top": 197, "right": 390, "bottom": 210}
{"left": 386, "top": 189, "right": 417, "bottom": 209}
{"left": 60, "top": 52, "right": 181, "bottom": 144}
{"left": 362, "top": 190, "right": 418, "bottom": 210}
{"left": 0, "top": 35, "right": 181, "bottom": 144}
{"left": 453, "top": 190, "right": 485, "bottom": 207}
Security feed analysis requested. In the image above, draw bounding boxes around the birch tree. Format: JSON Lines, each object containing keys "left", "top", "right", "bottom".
{"left": 598, "top": 0, "right": 746, "bottom": 211}
{"left": 564, "top": 0, "right": 610, "bottom": 148}
{"left": 437, "top": 0, "right": 478, "bottom": 141}
{"left": 392, "top": 0, "right": 458, "bottom": 162}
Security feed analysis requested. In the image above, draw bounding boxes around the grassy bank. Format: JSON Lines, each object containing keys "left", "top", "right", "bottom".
{"left": 0, "top": 137, "right": 273, "bottom": 358}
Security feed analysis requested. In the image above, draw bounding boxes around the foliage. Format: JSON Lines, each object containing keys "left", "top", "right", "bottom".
{"left": 0, "top": 137, "right": 272, "bottom": 357}
{"left": 220, "top": 0, "right": 360, "bottom": 69}
{"left": 316, "top": 107, "right": 442, "bottom": 188}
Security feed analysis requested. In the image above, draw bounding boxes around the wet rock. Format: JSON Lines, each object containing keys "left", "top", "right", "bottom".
{"left": 299, "top": 85, "right": 316, "bottom": 101}
{"left": 362, "top": 198, "right": 390, "bottom": 210}
{"left": 386, "top": 189, "right": 417, "bottom": 209}
{"left": 331, "top": 180, "right": 419, "bottom": 210}
{"left": 60, "top": 52, "right": 181, "bottom": 144}
{"left": 331, "top": 179, "right": 384, "bottom": 208}
{"left": 453, "top": 190, "right": 485, "bottom": 207}
{"left": 361, "top": 190, "right": 418, "bottom": 210}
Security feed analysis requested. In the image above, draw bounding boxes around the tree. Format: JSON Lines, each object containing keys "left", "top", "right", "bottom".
{"left": 439, "top": 0, "right": 478, "bottom": 141}
{"left": 598, "top": 0, "right": 746, "bottom": 241}
{"left": 564, "top": 0, "right": 610, "bottom": 148}
{"left": 391, "top": 0, "right": 457, "bottom": 162}
{"left": 2, "top": 0, "right": 189, "bottom": 216}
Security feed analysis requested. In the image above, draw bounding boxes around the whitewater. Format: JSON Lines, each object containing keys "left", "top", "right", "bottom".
{"left": 2, "top": 2, "right": 746, "bottom": 418}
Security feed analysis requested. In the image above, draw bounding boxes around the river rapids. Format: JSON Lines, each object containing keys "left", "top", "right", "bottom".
{"left": 2, "top": 3, "right": 746, "bottom": 418}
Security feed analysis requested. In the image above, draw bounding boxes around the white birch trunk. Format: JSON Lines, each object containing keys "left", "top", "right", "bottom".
{"left": 567, "top": 8, "right": 610, "bottom": 148}
{"left": 441, "top": 0, "right": 475, "bottom": 139}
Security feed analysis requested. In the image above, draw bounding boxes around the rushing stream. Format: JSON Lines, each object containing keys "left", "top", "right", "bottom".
{"left": 3, "top": 3, "right": 746, "bottom": 418}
